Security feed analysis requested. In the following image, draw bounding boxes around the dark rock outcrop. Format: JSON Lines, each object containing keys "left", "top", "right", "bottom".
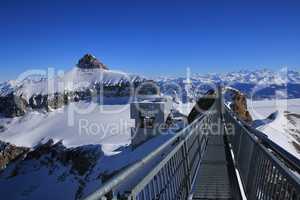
{"left": 0, "top": 93, "right": 28, "bottom": 117}
{"left": 0, "top": 139, "right": 104, "bottom": 199}
{"left": 0, "top": 84, "right": 144, "bottom": 117}
{"left": 65, "top": 145, "right": 103, "bottom": 176}
{"left": 0, "top": 141, "right": 29, "bottom": 170}
{"left": 77, "top": 54, "right": 108, "bottom": 70}
{"left": 1, "top": 138, "right": 103, "bottom": 175}
{"left": 29, "top": 94, "right": 49, "bottom": 110}
{"left": 188, "top": 89, "right": 216, "bottom": 123}
{"left": 25, "top": 139, "right": 103, "bottom": 176}
{"left": 230, "top": 92, "right": 253, "bottom": 123}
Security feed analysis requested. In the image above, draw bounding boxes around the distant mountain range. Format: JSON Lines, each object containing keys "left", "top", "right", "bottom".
{"left": 0, "top": 54, "right": 299, "bottom": 117}
{"left": 155, "top": 69, "right": 300, "bottom": 101}
{"left": 156, "top": 69, "right": 300, "bottom": 84}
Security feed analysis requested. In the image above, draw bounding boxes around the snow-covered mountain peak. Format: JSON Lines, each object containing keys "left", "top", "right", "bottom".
{"left": 0, "top": 55, "right": 145, "bottom": 99}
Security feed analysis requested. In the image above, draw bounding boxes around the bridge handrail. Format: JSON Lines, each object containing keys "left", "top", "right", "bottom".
{"left": 127, "top": 109, "right": 217, "bottom": 200}
{"left": 224, "top": 106, "right": 300, "bottom": 199}
{"left": 83, "top": 107, "right": 215, "bottom": 200}
{"left": 225, "top": 105, "right": 300, "bottom": 172}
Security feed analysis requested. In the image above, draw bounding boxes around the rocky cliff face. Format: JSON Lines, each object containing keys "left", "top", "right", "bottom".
{"left": 230, "top": 92, "right": 253, "bottom": 123}
{"left": 0, "top": 93, "right": 28, "bottom": 117}
{"left": 1, "top": 139, "right": 103, "bottom": 175}
{"left": 24, "top": 139, "right": 103, "bottom": 176}
{"left": 0, "top": 141, "right": 29, "bottom": 170}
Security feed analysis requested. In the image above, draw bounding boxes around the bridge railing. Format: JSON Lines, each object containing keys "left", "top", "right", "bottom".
{"left": 83, "top": 103, "right": 218, "bottom": 200}
{"left": 234, "top": 113, "right": 300, "bottom": 173}
{"left": 224, "top": 107, "right": 300, "bottom": 200}
{"left": 127, "top": 109, "right": 218, "bottom": 200}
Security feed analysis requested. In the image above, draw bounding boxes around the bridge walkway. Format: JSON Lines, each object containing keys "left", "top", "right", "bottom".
{"left": 191, "top": 134, "right": 235, "bottom": 199}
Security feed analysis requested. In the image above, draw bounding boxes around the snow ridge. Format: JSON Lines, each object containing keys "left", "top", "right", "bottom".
{"left": 0, "top": 68, "right": 144, "bottom": 100}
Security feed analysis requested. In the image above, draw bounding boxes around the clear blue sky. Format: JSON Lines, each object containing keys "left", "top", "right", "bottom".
{"left": 0, "top": 0, "right": 299, "bottom": 81}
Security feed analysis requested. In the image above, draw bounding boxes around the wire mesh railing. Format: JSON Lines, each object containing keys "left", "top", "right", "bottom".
{"left": 224, "top": 107, "right": 300, "bottom": 200}
{"left": 127, "top": 109, "right": 218, "bottom": 200}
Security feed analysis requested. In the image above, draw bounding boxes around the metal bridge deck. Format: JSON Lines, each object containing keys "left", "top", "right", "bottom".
{"left": 191, "top": 135, "right": 233, "bottom": 199}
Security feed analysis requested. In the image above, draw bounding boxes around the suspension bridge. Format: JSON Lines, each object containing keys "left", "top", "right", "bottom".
{"left": 83, "top": 87, "right": 300, "bottom": 200}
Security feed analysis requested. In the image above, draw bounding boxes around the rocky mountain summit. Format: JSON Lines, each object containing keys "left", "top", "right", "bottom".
{"left": 77, "top": 54, "right": 108, "bottom": 70}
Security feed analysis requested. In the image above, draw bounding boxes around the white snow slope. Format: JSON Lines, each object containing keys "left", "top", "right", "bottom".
{"left": 248, "top": 98, "right": 300, "bottom": 159}
{"left": 0, "top": 101, "right": 175, "bottom": 200}
{"left": 0, "top": 101, "right": 134, "bottom": 153}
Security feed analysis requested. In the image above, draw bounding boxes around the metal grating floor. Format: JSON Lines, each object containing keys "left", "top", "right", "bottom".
{"left": 192, "top": 135, "right": 233, "bottom": 199}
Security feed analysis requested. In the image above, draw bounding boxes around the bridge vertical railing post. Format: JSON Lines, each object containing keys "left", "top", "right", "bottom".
{"left": 247, "top": 143, "right": 261, "bottom": 200}
{"left": 197, "top": 126, "right": 203, "bottom": 159}
{"left": 182, "top": 141, "right": 191, "bottom": 197}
